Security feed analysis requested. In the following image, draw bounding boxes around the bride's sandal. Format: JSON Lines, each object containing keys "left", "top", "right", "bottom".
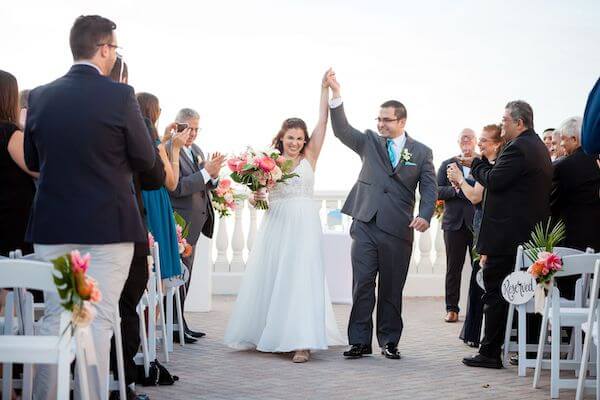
{"left": 292, "top": 350, "right": 310, "bottom": 363}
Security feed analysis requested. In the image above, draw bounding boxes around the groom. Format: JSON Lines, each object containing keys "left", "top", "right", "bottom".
{"left": 327, "top": 73, "right": 437, "bottom": 359}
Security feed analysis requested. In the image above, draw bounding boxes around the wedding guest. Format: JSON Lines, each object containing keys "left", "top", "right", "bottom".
{"left": 551, "top": 116, "right": 600, "bottom": 252}
{"left": 25, "top": 15, "right": 155, "bottom": 399}
{"left": 0, "top": 70, "right": 37, "bottom": 257}
{"left": 542, "top": 128, "right": 554, "bottom": 158}
{"left": 461, "top": 101, "right": 552, "bottom": 369}
{"left": 550, "top": 129, "right": 565, "bottom": 162}
{"left": 138, "top": 93, "right": 191, "bottom": 283}
{"left": 19, "top": 89, "right": 30, "bottom": 128}
{"left": 437, "top": 129, "right": 477, "bottom": 323}
{"left": 447, "top": 124, "right": 504, "bottom": 348}
{"left": 106, "top": 60, "right": 163, "bottom": 400}
{"left": 582, "top": 76, "right": 600, "bottom": 155}
{"left": 168, "top": 108, "right": 224, "bottom": 341}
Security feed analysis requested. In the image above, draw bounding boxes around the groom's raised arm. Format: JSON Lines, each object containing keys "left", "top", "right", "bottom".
{"left": 327, "top": 73, "right": 366, "bottom": 155}
{"left": 331, "top": 103, "right": 367, "bottom": 155}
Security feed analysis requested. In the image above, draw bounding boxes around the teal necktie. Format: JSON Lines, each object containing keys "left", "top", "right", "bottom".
{"left": 387, "top": 139, "right": 398, "bottom": 167}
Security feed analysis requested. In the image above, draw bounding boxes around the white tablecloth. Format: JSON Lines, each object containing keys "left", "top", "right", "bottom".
{"left": 322, "top": 231, "right": 353, "bottom": 304}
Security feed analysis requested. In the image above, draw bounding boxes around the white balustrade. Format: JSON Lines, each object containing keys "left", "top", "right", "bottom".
{"left": 209, "top": 191, "right": 451, "bottom": 298}
{"left": 230, "top": 201, "right": 246, "bottom": 272}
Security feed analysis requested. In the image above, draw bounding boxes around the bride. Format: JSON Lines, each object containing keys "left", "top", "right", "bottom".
{"left": 224, "top": 69, "right": 344, "bottom": 362}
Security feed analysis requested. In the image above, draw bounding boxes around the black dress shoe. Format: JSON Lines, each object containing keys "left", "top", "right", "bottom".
{"left": 462, "top": 354, "right": 502, "bottom": 369}
{"left": 381, "top": 343, "right": 401, "bottom": 359}
{"left": 185, "top": 328, "right": 206, "bottom": 338}
{"left": 174, "top": 331, "right": 197, "bottom": 344}
{"left": 109, "top": 387, "right": 149, "bottom": 400}
{"left": 343, "top": 344, "right": 372, "bottom": 359}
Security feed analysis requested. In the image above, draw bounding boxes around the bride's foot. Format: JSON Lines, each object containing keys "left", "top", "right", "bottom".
{"left": 292, "top": 350, "right": 310, "bottom": 363}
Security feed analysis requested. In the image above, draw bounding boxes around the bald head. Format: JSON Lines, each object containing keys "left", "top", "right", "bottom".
{"left": 458, "top": 128, "right": 476, "bottom": 157}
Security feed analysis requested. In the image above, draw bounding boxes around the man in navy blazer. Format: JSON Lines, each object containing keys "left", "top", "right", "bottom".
{"left": 24, "top": 15, "right": 155, "bottom": 399}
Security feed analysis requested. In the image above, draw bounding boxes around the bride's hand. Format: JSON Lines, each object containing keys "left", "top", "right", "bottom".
{"left": 252, "top": 190, "right": 268, "bottom": 202}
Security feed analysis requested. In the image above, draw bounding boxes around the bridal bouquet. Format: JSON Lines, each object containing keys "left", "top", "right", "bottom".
{"left": 52, "top": 250, "right": 102, "bottom": 328}
{"left": 227, "top": 147, "right": 298, "bottom": 209}
{"left": 211, "top": 178, "right": 246, "bottom": 218}
{"left": 524, "top": 218, "right": 566, "bottom": 313}
{"left": 173, "top": 211, "right": 193, "bottom": 257}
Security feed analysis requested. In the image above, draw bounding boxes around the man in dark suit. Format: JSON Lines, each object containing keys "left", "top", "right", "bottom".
{"left": 327, "top": 73, "right": 437, "bottom": 360}
{"left": 24, "top": 15, "right": 155, "bottom": 398}
{"left": 462, "top": 101, "right": 552, "bottom": 368}
{"left": 168, "top": 108, "right": 224, "bottom": 341}
{"left": 437, "top": 129, "right": 477, "bottom": 323}
{"left": 551, "top": 116, "right": 600, "bottom": 252}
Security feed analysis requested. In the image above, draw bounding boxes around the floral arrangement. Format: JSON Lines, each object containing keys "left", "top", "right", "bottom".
{"left": 211, "top": 178, "right": 246, "bottom": 218}
{"left": 227, "top": 147, "right": 298, "bottom": 209}
{"left": 173, "top": 211, "right": 193, "bottom": 258}
{"left": 434, "top": 199, "right": 444, "bottom": 220}
{"left": 52, "top": 250, "right": 101, "bottom": 327}
{"left": 524, "top": 219, "right": 566, "bottom": 285}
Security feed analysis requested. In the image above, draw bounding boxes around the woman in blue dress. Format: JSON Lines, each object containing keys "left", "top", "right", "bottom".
{"left": 137, "top": 92, "right": 191, "bottom": 280}
{"left": 447, "top": 124, "right": 504, "bottom": 347}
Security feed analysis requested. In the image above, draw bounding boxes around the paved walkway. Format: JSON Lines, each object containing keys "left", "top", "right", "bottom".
{"left": 141, "top": 296, "right": 590, "bottom": 399}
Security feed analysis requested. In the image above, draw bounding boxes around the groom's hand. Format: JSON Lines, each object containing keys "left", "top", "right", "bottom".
{"left": 327, "top": 71, "right": 341, "bottom": 98}
{"left": 409, "top": 217, "right": 429, "bottom": 232}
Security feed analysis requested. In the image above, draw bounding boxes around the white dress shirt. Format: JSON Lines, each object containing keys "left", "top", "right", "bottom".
{"left": 184, "top": 146, "right": 217, "bottom": 185}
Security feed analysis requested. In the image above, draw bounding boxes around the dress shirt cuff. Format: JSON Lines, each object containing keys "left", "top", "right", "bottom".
{"left": 329, "top": 97, "right": 343, "bottom": 109}
{"left": 200, "top": 168, "right": 212, "bottom": 184}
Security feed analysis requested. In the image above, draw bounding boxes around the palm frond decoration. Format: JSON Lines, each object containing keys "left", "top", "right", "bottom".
{"left": 523, "top": 218, "right": 566, "bottom": 262}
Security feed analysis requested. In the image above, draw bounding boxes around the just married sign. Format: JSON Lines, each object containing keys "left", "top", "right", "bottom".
{"left": 501, "top": 271, "right": 536, "bottom": 305}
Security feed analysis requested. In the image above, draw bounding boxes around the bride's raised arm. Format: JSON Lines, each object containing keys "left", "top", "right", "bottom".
{"left": 304, "top": 69, "right": 333, "bottom": 166}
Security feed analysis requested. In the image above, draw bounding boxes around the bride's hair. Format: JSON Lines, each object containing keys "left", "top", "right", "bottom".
{"left": 272, "top": 117, "right": 310, "bottom": 154}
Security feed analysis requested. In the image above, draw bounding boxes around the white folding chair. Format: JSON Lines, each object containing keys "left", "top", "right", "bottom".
{"left": 533, "top": 253, "right": 600, "bottom": 398}
{"left": 503, "top": 246, "right": 585, "bottom": 374}
{"left": 575, "top": 260, "right": 600, "bottom": 400}
{"left": 0, "top": 258, "right": 101, "bottom": 400}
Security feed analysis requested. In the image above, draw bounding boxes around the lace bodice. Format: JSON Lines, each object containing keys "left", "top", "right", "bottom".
{"left": 269, "top": 158, "right": 314, "bottom": 202}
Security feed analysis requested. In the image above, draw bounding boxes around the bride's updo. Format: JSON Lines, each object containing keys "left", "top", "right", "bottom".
{"left": 271, "top": 117, "right": 311, "bottom": 154}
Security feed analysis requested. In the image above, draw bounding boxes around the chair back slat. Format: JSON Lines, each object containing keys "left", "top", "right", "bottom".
{"left": 0, "top": 259, "right": 57, "bottom": 292}
{"left": 554, "top": 254, "right": 600, "bottom": 278}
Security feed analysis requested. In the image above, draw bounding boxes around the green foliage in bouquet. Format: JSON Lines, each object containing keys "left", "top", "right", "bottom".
{"left": 523, "top": 218, "right": 566, "bottom": 263}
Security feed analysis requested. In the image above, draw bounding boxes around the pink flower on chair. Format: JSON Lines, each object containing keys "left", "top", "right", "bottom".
{"left": 538, "top": 251, "right": 562, "bottom": 271}
{"left": 87, "top": 278, "right": 102, "bottom": 303}
{"left": 70, "top": 250, "right": 90, "bottom": 273}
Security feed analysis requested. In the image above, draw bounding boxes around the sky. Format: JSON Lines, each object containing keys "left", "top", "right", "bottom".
{"left": 2, "top": 0, "right": 599, "bottom": 190}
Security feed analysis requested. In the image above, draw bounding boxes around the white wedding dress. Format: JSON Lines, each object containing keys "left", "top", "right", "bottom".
{"left": 224, "top": 158, "right": 345, "bottom": 352}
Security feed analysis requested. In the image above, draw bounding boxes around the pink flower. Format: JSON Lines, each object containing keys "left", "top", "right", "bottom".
{"left": 276, "top": 156, "right": 286, "bottom": 165}
{"left": 257, "top": 156, "right": 276, "bottom": 173}
{"left": 218, "top": 179, "right": 232, "bottom": 190}
{"left": 70, "top": 250, "right": 90, "bottom": 273}
{"left": 87, "top": 278, "right": 102, "bottom": 303}
{"left": 227, "top": 157, "right": 246, "bottom": 173}
{"left": 542, "top": 267, "right": 549, "bottom": 276}
{"left": 538, "top": 251, "right": 562, "bottom": 271}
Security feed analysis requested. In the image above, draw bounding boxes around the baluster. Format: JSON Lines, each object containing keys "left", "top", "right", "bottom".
{"left": 418, "top": 227, "right": 433, "bottom": 273}
{"left": 213, "top": 217, "right": 229, "bottom": 272}
{"left": 230, "top": 200, "right": 246, "bottom": 272}
{"left": 409, "top": 238, "right": 419, "bottom": 273}
{"left": 433, "top": 219, "right": 446, "bottom": 274}
{"left": 247, "top": 201, "right": 258, "bottom": 251}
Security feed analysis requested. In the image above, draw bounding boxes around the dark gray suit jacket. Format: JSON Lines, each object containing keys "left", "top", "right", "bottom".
{"left": 437, "top": 157, "right": 475, "bottom": 231}
{"left": 331, "top": 104, "right": 437, "bottom": 241}
{"left": 167, "top": 143, "right": 216, "bottom": 244}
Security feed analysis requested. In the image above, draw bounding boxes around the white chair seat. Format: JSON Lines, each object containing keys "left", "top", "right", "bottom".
{"left": 0, "top": 335, "right": 68, "bottom": 364}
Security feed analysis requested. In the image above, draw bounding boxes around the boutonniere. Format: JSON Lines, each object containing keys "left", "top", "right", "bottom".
{"left": 401, "top": 149, "right": 414, "bottom": 165}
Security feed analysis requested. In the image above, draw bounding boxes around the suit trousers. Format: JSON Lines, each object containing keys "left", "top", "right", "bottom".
{"left": 348, "top": 219, "right": 412, "bottom": 348}
{"left": 33, "top": 243, "right": 133, "bottom": 400}
{"left": 109, "top": 254, "right": 149, "bottom": 385}
{"left": 478, "top": 253, "right": 517, "bottom": 360}
{"left": 443, "top": 224, "right": 473, "bottom": 312}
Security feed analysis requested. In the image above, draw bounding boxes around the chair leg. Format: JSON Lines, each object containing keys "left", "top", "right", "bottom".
{"left": 518, "top": 306, "right": 527, "bottom": 377}
{"left": 533, "top": 304, "right": 549, "bottom": 388}
{"left": 576, "top": 330, "right": 592, "bottom": 400}
{"left": 138, "top": 303, "right": 150, "bottom": 377}
{"left": 157, "top": 297, "right": 169, "bottom": 362}
{"left": 503, "top": 303, "right": 515, "bottom": 368}
{"left": 551, "top": 317, "right": 561, "bottom": 398}
{"left": 58, "top": 350, "right": 73, "bottom": 400}
{"left": 166, "top": 290, "right": 174, "bottom": 353}
{"left": 175, "top": 287, "right": 185, "bottom": 348}
{"left": 113, "top": 308, "right": 127, "bottom": 400}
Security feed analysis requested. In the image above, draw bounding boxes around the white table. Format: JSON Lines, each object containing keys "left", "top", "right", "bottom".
{"left": 322, "top": 231, "right": 353, "bottom": 304}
